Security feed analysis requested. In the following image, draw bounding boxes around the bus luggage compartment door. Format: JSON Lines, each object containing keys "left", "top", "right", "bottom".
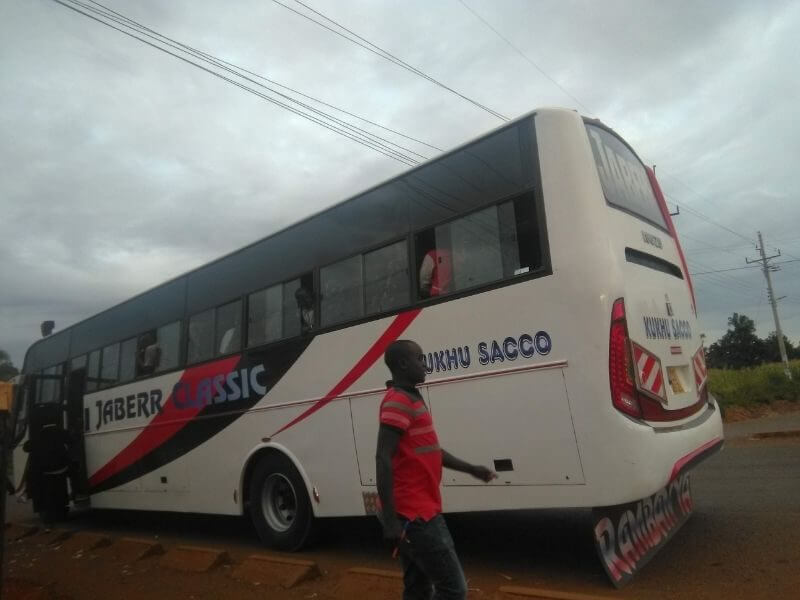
{"left": 430, "top": 366, "right": 584, "bottom": 485}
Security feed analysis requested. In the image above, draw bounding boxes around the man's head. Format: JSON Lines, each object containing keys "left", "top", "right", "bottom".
{"left": 295, "top": 287, "right": 313, "bottom": 309}
{"left": 384, "top": 340, "right": 426, "bottom": 384}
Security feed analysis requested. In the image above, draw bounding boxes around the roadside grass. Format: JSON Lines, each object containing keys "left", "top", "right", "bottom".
{"left": 709, "top": 360, "right": 800, "bottom": 408}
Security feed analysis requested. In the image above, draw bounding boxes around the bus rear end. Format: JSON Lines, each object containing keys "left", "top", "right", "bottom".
{"left": 584, "top": 120, "right": 724, "bottom": 586}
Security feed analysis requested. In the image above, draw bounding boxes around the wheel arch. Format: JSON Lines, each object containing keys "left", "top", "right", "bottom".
{"left": 239, "top": 443, "right": 317, "bottom": 517}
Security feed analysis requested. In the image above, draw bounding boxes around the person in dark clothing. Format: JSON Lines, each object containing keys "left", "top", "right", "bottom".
{"left": 376, "top": 340, "right": 496, "bottom": 600}
{"left": 23, "top": 407, "right": 71, "bottom": 527}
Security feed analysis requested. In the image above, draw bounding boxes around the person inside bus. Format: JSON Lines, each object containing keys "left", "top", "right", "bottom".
{"left": 376, "top": 339, "right": 496, "bottom": 600}
{"left": 294, "top": 286, "right": 315, "bottom": 334}
{"left": 136, "top": 331, "right": 160, "bottom": 376}
{"left": 418, "top": 247, "right": 453, "bottom": 298}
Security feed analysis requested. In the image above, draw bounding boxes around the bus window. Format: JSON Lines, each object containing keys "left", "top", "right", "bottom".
{"left": 71, "top": 355, "right": 86, "bottom": 372}
{"left": 215, "top": 301, "right": 242, "bottom": 356}
{"left": 86, "top": 350, "right": 101, "bottom": 392}
{"left": 100, "top": 343, "right": 120, "bottom": 389}
{"left": 188, "top": 309, "right": 214, "bottom": 364}
{"left": 156, "top": 321, "right": 181, "bottom": 371}
{"left": 248, "top": 273, "right": 315, "bottom": 347}
{"left": 321, "top": 255, "right": 364, "bottom": 326}
{"left": 39, "top": 364, "right": 63, "bottom": 403}
{"left": 416, "top": 195, "right": 539, "bottom": 299}
{"left": 365, "top": 240, "right": 409, "bottom": 314}
{"left": 119, "top": 337, "right": 137, "bottom": 382}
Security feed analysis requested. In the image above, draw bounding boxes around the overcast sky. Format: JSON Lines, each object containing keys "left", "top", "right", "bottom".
{"left": 2, "top": 0, "right": 799, "bottom": 368}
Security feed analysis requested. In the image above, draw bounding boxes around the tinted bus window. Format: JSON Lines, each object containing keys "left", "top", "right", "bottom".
{"left": 119, "top": 337, "right": 137, "bottom": 382}
{"left": 157, "top": 321, "right": 181, "bottom": 371}
{"left": 215, "top": 301, "right": 241, "bottom": 356}
{"left": 321, "top": 255, "right": 363, "bottom": 326}
{"left": 100, "top": 343, "right": 120, "bottom": 389}
{"left": 248, "top": 273, "right": 314, "bottom": 347}
{"left": 416, "top": 195, "right": 539, "bottom": 299}
{"left": 39, "top": 364, "right": 63, "bottom": 404}
{"left": 365, "top": 241, "right": 409, "bottom": 314}
{"left": 188, "top": 309, "right": 214, "bottom": 364}
{"left": 86, "top": 350, "right": 101, "bottom": 392}
{"left": 585, "top": 124, "right": 666, "bottom": 229}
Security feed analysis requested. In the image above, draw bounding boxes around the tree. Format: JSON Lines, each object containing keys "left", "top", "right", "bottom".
{"left": 762, "top": 332, "right": 799, "bottom": 363}
{"left": 0, "top": 349, "right": 19, "bottom": 381}
{"left": 705, "top": 313, "right": 767, "bottom": 369}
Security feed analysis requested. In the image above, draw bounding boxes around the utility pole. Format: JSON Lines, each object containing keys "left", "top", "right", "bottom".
{"left": 747, "top": 231, "right": 792, "bottom": 379}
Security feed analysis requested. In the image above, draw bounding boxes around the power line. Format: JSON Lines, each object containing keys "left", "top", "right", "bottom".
{"left": 76, "top": 0, "right": 428, "bottom": 164}
{"left": 456, "top": 0, "right": 594, "bottom": 116}
{"left": 272, "top": 0, "right": 508, "bottom": 121}
{"left": 84, "top": 0, "right": 444, "bottom": 154}
{"left": 51, "top": 0, "right": 420, "bottom": 167}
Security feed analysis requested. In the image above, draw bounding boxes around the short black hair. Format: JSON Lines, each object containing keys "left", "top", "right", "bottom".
{"left": 384, "top": 339, "right": 418, "bottom": 373}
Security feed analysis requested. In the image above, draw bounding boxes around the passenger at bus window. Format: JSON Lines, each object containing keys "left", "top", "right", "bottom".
{"left": 294, "top": 286, "right": 315, "bottom": 333}
{"left": 136, "top": 331, "right": 160, "bottom": 376}
{"left": 419, "top": 248, "right": 452, "bottom": 298}
{"left": 375, "top": 339, "right": 497, "bottom": 600}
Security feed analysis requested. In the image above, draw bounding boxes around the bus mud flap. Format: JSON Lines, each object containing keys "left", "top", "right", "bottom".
{"left": 591, "top": 472, "right": 693, "bottom": 588}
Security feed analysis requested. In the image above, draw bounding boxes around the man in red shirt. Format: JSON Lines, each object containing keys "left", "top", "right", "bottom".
{"left": 376, "top": 340, "right": 496, "bottom": 600}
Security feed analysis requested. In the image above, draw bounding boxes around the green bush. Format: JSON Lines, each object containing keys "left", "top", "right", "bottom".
{"left": 708, "top": 360, "right": 800, "bottom": 407}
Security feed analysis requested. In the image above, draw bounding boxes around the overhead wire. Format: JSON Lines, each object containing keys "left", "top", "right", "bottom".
{"left": 456, "top": 0, "right": 594, "bottom": 116}
{"left": 52, "top": 0, "right": 421, "bottom": 167}
{"left": 84, "top": 0, "right": 444, "bottom": 154}
{"left": 272, "top": 0, "right": 508, "bottom": 121}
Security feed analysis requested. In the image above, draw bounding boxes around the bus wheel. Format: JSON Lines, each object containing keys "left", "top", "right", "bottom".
{"left": 249, "top": 453, "right": 314, "bottom": 551}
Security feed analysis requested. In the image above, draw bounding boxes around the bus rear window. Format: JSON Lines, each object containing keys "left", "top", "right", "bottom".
{"left": 586, "top": 124, "right": 667, "bottom": 229}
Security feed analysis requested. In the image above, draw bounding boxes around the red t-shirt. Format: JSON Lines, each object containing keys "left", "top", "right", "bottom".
{"left": 379, "top": 386, "right": 443, "bottom": 521}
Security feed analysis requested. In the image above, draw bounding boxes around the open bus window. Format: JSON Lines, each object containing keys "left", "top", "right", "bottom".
{"left": 188, "top": 310, "right": 214, "bottom": 364}
{"left": 415, "top": 195, "right": 539, "bottom": 299}
{"left": 86, "top": 350, "right": 101, "bottom": 392}
{"left": 365, "top": 240, "right": 409, "bottom": 314}
{"left": 248, "top": 273, "right": 315, "bottom": 347}
{"left": 156, "top": 321, "right": 181, "bottom": 371}
{"left": 136, "top": 330, "right": 160, "bottom": 376}
{"left": 100, "top": 343, "right": 120, "bottom": 389}
{"left": 215, "top": 300, "right": 242, "bottom": 356}
{"left": 38, "top": 364, "right": 63, "bottom": 403}
{"left": 119, "top": 337, "right": 137, "bottom": 382}
{"left": 321, "top": 255, "right": 363, "bottom": 326}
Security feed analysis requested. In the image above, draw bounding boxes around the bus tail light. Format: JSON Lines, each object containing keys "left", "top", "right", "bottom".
{"left": 609, "top": 298, "right": 641, "bottom": 418}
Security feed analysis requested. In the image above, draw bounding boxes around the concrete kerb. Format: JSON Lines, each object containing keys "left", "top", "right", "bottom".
{"left": 5, "top": 522, "right": 39, "bottom": 541}
{"left": 495, "top": 586, "right": 619, "bottom": 600}
{"left": 111, "top": 537, "right": 165, "bottom": 563}
{"left": 55, "top": 531, "right": 113, "bottom": 555}
{"left": 231, "top": 554, "right": 321, "bottom": 589}
{"left": 334, "top": 567, "right": 404, "bottom": 599}
{"left": 160, "top": 545, "right": 231, "bottom": 573}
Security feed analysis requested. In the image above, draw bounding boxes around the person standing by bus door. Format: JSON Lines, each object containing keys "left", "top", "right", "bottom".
{"left": 376, "top": 340, "right": 496, "bottom": 600}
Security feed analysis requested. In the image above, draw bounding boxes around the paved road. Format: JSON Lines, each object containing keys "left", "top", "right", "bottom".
{"left": 6, "top": 419, "right": 800, "bottom": 598}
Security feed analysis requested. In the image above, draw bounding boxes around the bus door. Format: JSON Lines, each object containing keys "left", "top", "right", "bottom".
{"left": 65, "top": 368, "right": 90, "bottom": 502}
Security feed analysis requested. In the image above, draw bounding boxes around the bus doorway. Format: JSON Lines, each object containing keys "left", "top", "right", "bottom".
{"left": 65, "top": 368, "right": 89, "bottom": 504}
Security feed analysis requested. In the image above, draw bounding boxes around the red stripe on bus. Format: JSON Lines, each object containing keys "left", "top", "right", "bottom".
{"left": 668, "top": 437, "right": 723, "bottom": 483}
{"left": 270, "top": 308, "right": 422, "bottom": 438}
{"left": 88, "top": 356, "right": 240, "bottom": 488}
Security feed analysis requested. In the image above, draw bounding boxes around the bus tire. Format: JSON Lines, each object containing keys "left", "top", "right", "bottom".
{"left": 249, "top": 453, "right": 314, "bottom": 551}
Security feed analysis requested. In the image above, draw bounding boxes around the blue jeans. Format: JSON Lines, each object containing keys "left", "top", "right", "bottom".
{"left": 398, "top": 514, "right": 467, "bottom": 600}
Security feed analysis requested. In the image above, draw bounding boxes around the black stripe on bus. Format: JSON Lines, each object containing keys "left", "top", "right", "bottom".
{"left": 625, "top": 248, "right": 684, "bottom": 280}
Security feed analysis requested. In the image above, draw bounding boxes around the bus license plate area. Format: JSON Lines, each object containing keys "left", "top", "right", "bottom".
{"left": 667, "top": 366, "right": 686, "bottom": 394}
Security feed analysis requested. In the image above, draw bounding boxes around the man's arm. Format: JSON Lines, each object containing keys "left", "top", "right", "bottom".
{"left": 442, "top": 450, "right": 497, "bottom": 482}
{"left": 375, "top": 424, "right": 404, "bottom": 541}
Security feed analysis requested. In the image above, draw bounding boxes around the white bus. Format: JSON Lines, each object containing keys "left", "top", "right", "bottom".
{"left": 12, "top": 108, "right": 722, "bottom": 584}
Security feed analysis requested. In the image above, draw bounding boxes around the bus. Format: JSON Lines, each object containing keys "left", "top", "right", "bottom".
{"left": 11, "top": 108, "right": 722, "bottom": 585}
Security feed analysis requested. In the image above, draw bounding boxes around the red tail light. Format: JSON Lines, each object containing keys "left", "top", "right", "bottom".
{"left": 609, "top": 298, "right": 641, "bottom": 418}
